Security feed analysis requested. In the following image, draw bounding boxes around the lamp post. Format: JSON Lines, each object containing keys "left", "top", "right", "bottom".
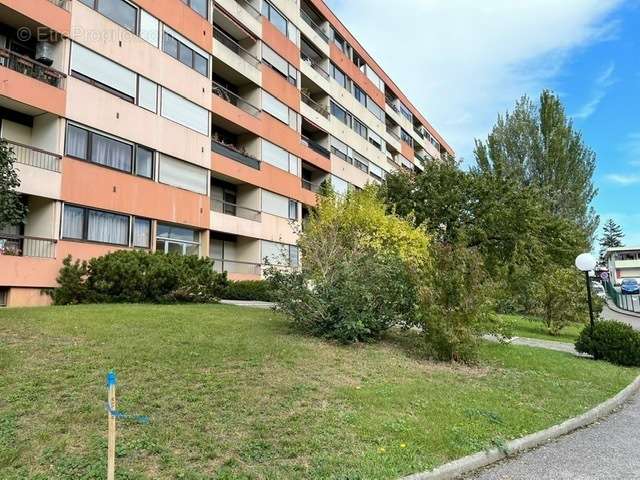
{"left": 575, "top": 253, "right": 597, "bottom": 331}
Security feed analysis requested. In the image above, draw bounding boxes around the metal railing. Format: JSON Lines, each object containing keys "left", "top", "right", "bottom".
{"left": 212, "top": 139, "right": 261, "bottom": 170}
{"left": 605, "top": 281, "right": 640, "bottom": 313}
{"left": 213, "top": 258, "right": 262, "bottom": 276}
{"left": 236, "top": 0, "right": 261, "bottom": 18}
{"left": 0, "top": 234, "right": 57, "bottom": 258}
{"left": 386, "top": 128, "right": 401, "bottom": 142}
{"left": 300, "top": 9, "right": 329, "bottom": 43}
{"left": 301, "top": 136, "right": 330, "bottom": 159}
{"left": 4, "top": 139, "right": 61, "bottom": 172}
{"left": 302, "top": 178, "right": 320, "bottom": 192}
{"left": 211, "top": 198, "right": 261, "bottom": 222}
{"left": 213, "top": 26, "right": 261, "bottom": 69}
{"left": 0, "top": 48, "right": 66, "bottom": 88}
{"left": 385, "top": 95, "right": 399, "bottom": 113}
{"left": 212, "top": 81, "right": 261, "bottom": 117}
{"left": 301, "top": 92, "right": 329, "bottom": 118}
{"left": 301, "top": 53, "right": 329, "bottom": 80}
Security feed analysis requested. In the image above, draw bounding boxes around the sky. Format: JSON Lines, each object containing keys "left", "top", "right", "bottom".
{"left": 325, "top": 0, "right": 640, "bottom": 246}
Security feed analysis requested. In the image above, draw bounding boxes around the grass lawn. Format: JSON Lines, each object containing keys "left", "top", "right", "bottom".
{"left": 0, "top": 305, "right": 636, "bottom": 480}
{"left": 503, "top": 314, "right": 583, "bottom": 344}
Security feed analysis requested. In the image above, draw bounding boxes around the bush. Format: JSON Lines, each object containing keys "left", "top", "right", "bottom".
{"left": 532, "top": 268, "right": 587, "bottom": 335}
{"left": 50, "top": 251, "right": 228, "bottom": 305}
{"left": 222, "top": 280, "right": 274, "bottom": 302}
{"left": 417, "top": 243, "right": 502, "bottom": 363}
{"left": 575, "top": 321, "right": 640, "bottom": 366}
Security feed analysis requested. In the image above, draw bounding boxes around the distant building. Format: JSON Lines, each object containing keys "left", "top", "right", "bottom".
{"left": 605, "top": 247, "right": 640, "bottom": 283}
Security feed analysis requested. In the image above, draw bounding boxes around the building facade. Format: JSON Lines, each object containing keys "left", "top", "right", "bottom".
{"left": 605, "top": 247, "right": 640, "bottom": 283}
{"left": 0, "top": 0, "right": 453, "bottom": 307}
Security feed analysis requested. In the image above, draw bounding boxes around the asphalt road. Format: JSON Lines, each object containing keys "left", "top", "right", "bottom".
{"left": 466, "top": 306, "right": 640, "bottom": 480}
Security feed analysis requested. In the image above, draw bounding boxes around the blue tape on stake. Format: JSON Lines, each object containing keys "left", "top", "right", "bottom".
{"left": 107, "top": 370, "right": 117, "bottom": 387}
{"left": 105, "top": 404, "right": 150, "bottom": 425}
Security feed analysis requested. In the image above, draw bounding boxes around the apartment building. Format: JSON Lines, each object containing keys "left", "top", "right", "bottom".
{"left": 0, "top": 0, "right": 453, "bottom": 307}
{"left": 605, "top": 247, "right": 640, "bottom": 283}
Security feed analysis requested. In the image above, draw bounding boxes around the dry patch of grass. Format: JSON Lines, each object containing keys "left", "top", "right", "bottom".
{"left": 0, "top": 304, "right": 636, "bottom": 479}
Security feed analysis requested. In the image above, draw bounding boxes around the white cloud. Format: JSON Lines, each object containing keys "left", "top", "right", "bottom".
{"left": 605, "top": 174, "right": 640, "bottom": 185}
{"left": 326, "top": 0, "right": 623, "bottom": 162}
{"left": 572, "top": 62, "right": 616, "bottom": 120}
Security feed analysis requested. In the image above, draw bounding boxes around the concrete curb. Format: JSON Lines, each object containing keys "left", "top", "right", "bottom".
{"left": 401, "top": 374, "right": 640, "bottom": 480}
{"left": 606, "top": 299, "right": 640, "bottom": 319}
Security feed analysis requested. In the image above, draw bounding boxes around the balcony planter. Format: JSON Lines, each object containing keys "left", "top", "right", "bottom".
{"left": 212, "top": 140, "right": 261, "bottom": 170}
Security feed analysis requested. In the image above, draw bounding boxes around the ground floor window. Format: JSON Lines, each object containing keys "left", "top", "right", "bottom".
{"left": 156, "top": 223, "right": 200, "bottom": 256}
{"left": 0, "top": 288, "right": 7, "bottom": 307}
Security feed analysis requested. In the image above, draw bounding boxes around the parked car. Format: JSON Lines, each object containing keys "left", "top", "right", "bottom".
{"left": 620, "top": 278, "right": 640, "bottom": 295}
{"left": 591, "top": 282, "right": 606, "bottom": 299}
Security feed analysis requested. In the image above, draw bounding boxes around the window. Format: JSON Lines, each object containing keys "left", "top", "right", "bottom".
{"left": 262, "top": 140, "right": 295, "bottom": 173}
{"left": 330, "top": 136, "right": 349, "bottom": 162}
{"left": 333, "top": 30, "right": 350, "bottom": 57}
{"left": 162, "top": 29, "right": 209, "bottom": 77}
{"left": 399, "top": 103, "right": 413, "bottom": 123}
{"left": 91, "top": 132, "right": 133, "bottom": 172}
{"left": 71, "top": 43, "right": 137, "bottom": 102}
{"left": 261, "top": 190, "right": 293, "bottom": 219}
{"left": 353, "top": 85, "right": 366, "bottom": 106}
{"left": 158, "top": 154, "right": 208, "bottom": 194}
{"left": 330, "top": 175, "right": 349, "bottom": 196}
{"left": 160, "top": 88, "right": 209, "bottom": 135}
{"left": 262, "top": 2, "right": 288, "bottom": 37}
{"left": 353, "top": 151, "right": 369, "bottom": 173}
{"left": 263, "top": 92, "right": 290, "bottom": 124}
{"left": 288, "top": 199, "right": 298, "bottom": 220}
{"left": 182, "top": 0, "right": 207, "bottom": 18}
{"left": 66, "top": 125, "right": 89, "bottom": 160}
{"left": 367, "top": 100, "right": 385, "bottom": 122}
{"left": 401, "top": 129, "right": 413, "bottom": 147}
{"left": 138, "top": 77, "right": 158, "bottom": 112}
{"left": 79, "top": 0, "right": 138, "bottom": 33}
{"left": 353, "top": 117, "right": 367, "bottom": 139}
{"left": 331, "top": 63, "right": 348, "bottom": 89}
{"left": 262, "top": 45, "right": 298, "bottom": 85}
{"left": 364, "top": 64, "right": 384, "bottom": 91}
{"left": 262, "top": 240, "right": 299, "bottom": 267}
{"left": 156, "top": 223, "right": 200, "bottom": 255}
{"left": 133, "top": 218, "right": 151, "bottom": 248}
{"left": 368, "top": 130, "right": 383, "bottom": 151}
{"left": 135, "top": 146, "right": 154, "bottom": 178}
{"left": 369, "top": 162, "right": 384, "bottom": 181}
{"left": 139, "top": 10, "right": 159, "bottom": 47}
{"left": 62, "top": 205, "right": 129, "bottom": 246}
{"left": 330, "top": 101, "right": 350, "bottom": 126}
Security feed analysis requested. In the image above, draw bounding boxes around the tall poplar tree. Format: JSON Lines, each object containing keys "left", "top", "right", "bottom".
{"left": 599, "top": 218, "right": 624, "bottom": 263}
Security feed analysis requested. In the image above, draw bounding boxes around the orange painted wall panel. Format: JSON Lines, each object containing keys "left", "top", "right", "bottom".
{"left": 261, "top": 20, "right": 300, "bottom": 68}
{"left": 262, "top": 66, "right": 300, "bottom": 112}
{"left": 0, "top": 256, "right": 60, "bottom": 288}
{"left": 134, "top": 0, "right": 212, "bottom": 52}
{"left": 0, "top": 67, "right": 66, "bottom": 116}
{"left": 0, "top": 0, "right": 70, "bottom": 34}
{"left": 212, "top": 97, "right": 263, "bottom": 134}
{"left": 260, "top": 115, "right": 301, "bottom": 153}
{"left": 401, "top": 141, "right": 415, "bottom": 162}
{"left": 61, "top": 158, "right": 210, "bottom": 229}
{"left": 7, "top": 288, "right": 52, "bottom": 307}
{"left": 296, "top": 144, "right": 331, "bottom": 173}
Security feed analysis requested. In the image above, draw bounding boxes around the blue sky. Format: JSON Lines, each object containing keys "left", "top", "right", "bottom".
{"left": 326, "top": 0, "right": 640, "bottom": 246}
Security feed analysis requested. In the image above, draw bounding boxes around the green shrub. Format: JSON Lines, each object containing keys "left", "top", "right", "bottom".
{"left": 222, "top": 280, "right": 274, "bottom": 302}
{"left": 417, "top": 243, "right": 502, "bottom": 363}
{"left": 532, "top": 268, "right": 587, "bottom": 335}
{"left": 575, "top": 321, "right": 640, "bottom": 366}
{"left": 51, "top": 251, "right": 228, "bottom": 305}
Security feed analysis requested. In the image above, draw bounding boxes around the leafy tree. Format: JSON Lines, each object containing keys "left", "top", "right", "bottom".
{"left": 474, "top": 90, "right": 598, "bottom": 242}
{"left": 532, "top": 268, "right": 587, "bottom": 335}
{"left": 0, "top": 140, "right": 27, "bottom": 229}
{"left": 599, "top": 218, "right": 624, "bottom": 263}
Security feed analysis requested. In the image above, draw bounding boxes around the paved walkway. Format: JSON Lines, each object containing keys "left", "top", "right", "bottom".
{"left": 602, "top": 303, "right": 640, "bottom": 330}
{"left": 219, "top": 300, "right": 275, "bottom": 309}
{"left": 483, "top": 335, "right": 580, "bottom": 356}
{"left": 467, "top": 306, "right": 640, "bottom": 480}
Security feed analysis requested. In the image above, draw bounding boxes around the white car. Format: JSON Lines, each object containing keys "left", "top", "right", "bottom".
{"left": 591, "top": 282, "right": 606, "bottom": 299}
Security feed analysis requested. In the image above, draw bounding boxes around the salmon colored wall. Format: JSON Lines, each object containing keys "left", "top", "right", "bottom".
{"left": 228, "top": 272, "right": 262, "bottom": 281}
{"left": 7, "top": 288, "right": 52, "bottom": 307}
{"left": 262, "top": 67, "right": 300, "bottom": 112}
{"left": 0, "top": 0, "right": 70, "bottom": 34}
{"left": 401, "top": 141, "right": 415, "bottom": 162}
{"left": 261, "top": 20, "right": 300, "bottom": 68}
{"left": 212, "top": 153, "right": 307, "bottom": 203}
{"left": 212, "top": 98, "right": 263, "bottom": 134}
{"left": 296, "top": 144, "right": 331, "bottom": 173}
{"left": 133, "top": 0, "right": 212, "bottom": 52}
{"left": 61, "top": 158, "right": 210, "bottom": 229}
{"left": 260, "top": 114, "right": 301, "bottom": 153}
{"left": 310, "top": 0, "right": 453, "bottom": 155}
{"left": 0, "top": 256, "right": 59, "bottom": 288}
{"left": 57, "top": 239, "right": 131, "bottom": 260}
{"left": 0, "top": 67, "right": 66, "bottom": 117}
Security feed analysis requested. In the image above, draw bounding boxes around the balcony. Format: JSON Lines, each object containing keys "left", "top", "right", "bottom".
{"left": 301, "top": 92, "right": 329, "bottom": 119}
{"left": 0, "top": 48, "right": 65, "bottom": 89}
{"left": 49, "top": 0, "right": 69, "bottom": 9}
{"left": 5, "top": 139, "right": 61, "bottom": 172}
{"left": 212, "top": 139, "right": 261, "bottom": 170}
{"left": 301, "top": 135, "right": 330, "bottom": 159}
{"left": 0, "top": 234, "right": 56, "bottom": 258}
{"left": 211, "top": 198, "right": 261, "bottom": 222}
{"left": 212, "top": 80, "right": 261, "bottom": 117}
{"left": 213, "top": 25, "right": 261, "bottom": 68}
{"left": 213, "top": 258, "right": 262, "bottom": 276}
{"left": 300, "top": 9, "right": 329, "bottom": 44}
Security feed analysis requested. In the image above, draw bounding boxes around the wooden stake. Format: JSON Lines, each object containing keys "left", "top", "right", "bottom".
{"left": 107, "top": 372, "right": 117, "bottom": 480}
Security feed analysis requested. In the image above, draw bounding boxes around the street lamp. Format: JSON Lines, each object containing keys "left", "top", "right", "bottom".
{"left": 575, "top": 253, "right": 597, "bottom": 330}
